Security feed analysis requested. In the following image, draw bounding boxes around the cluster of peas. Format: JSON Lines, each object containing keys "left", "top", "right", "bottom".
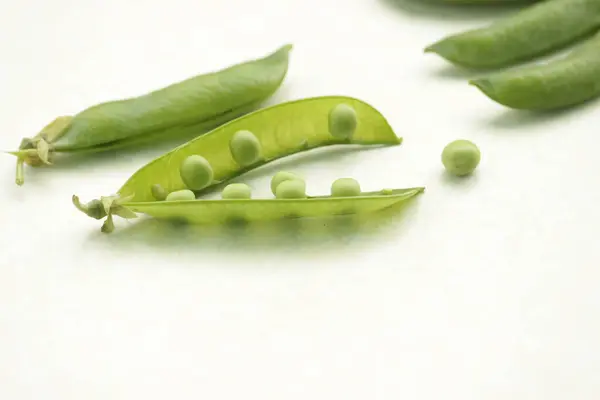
{"left": 150, "top": 102, "right": 482, "bottom": 204}
{"left": 149, "top": 103, "right": 369, "bottom": 202}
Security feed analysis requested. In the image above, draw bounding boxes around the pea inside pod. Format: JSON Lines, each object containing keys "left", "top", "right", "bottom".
{"left": 8, "top": 44, "right": 293, "bottom": 186}
{"left": 270, "top": 171, "right": 302, "bottom": 195}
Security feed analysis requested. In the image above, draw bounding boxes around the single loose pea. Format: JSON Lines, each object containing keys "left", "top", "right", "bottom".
{"left": 331, "top": 178, "right": 361, "bottom": 197}
{"left": 166, "top": 189, "right": 196, "bottom": 201}
{"left": 275, "top": 179, "right": 306, "bottom": 199}
{"left": 270, "top": 171, "right": 302, "bottom": 195}
{"left": 441, "top": 139, "right": 481, "bottom": 176}
{"left": 180, "top": 155, "right": 214, "bottom": 190}
{"left": 221, "top": 183, "right": 252, "bottom": 199}
{"left": 151, "top": 184, "right": 167, "bottom": 201}
{"left": 229, "top": 130, "right": 262, "bottom": 167}
{"left": 328, "top": 103, "right": 357, "bottom": 139}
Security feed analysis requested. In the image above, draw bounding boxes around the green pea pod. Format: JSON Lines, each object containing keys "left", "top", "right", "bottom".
{"left": 470, "top": 31, "right": 600, "bottom": 109}
{"left": 425, "top": 0, "right": 600, "bottom": 69}
{"left": 72, "top": 95, "right": 422, "bottom": 233}
{"left": 7, "top": 44, "right": 293, "bottom": 185}
{"left": 125, "top": 188, "right": 425, "bottom": 225}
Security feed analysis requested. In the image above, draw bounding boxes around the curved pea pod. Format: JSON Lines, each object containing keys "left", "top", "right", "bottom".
{"left": 424, "top": 0, "right": 600, "bottom": 69}
{"left": 126, "top": 187, "right": 425, "bottom": 225}
{"left": 7, "top": 44, "right": 293, "bottom": 185}
{"left": 470, "top": 32, "right": 600, "bottom": 110}
{"left": 72, "top": 95, "right": 409, "bottom": 232}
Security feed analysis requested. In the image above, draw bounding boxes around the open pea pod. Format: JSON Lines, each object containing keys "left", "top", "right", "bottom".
{"left": 73, "top": 95, "right": 424, "bottom": 233}
{"left": 7, "top": 44, "right": 292, "bottom": 185}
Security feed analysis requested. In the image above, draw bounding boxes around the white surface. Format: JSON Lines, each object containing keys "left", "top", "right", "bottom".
{"left": 1, "top": 0, "right": 600, "bottom": 399}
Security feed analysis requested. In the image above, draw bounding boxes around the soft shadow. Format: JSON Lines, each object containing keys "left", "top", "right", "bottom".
{"left": 440, "top": 169, "right": 480, "bottom": 188}
{"left": 93, "top": 199, "right": 423, "bottom": 257}
{"left": 482, "top": 97, "right": 600, "bottom": 131}
{"left": 379, "top": 0, "right": 531, "bottom": 21}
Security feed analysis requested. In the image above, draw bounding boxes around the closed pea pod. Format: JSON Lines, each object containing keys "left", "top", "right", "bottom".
{"left": 7, "top": 44, "right": 293, "bottom": 186}
{"left": 470, "top": 32, "right": 600, "bottom": 110}
{"left": 71, "top": 96, "right": 421, "bottom": 233}
{"left": 425, "top": 0, "right": 600, "bottom": 69}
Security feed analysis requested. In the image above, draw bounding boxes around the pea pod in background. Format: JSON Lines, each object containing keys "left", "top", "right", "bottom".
{"left": 72, "top": 96, "right": 424, "bottom": 233}
{"left": 470, "top": 32, "right": 600, "bottom": 110}
{"left": 425, "top": 0, "right": 600, "bottom": 69}
{"left": 7, "top": 44, "right": 293, "bottom": 186}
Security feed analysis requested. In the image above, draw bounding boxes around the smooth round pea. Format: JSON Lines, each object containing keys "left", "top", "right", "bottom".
{"left": 331, "top": 178, "right": 361, "bottom": 197}
{"left": 151, "top": 184, "right": 167, "bottom": 201}
{"left": 229, "top": 130, "right": 262, "bottom": 167}
{"left": 275, "top": 179, "right": 306, "bottom": 199}
{"left": 221, "top": 183, "right": 252, "bottom": 199}
{"left": 270, "top": 171, "right": 301, "bottom": 195}
{"left": 328, "top": 103, "right": 357, "bottom": 139}
{"left": 441, "top": 139, "right": 481, "bottom": 176}
{"left": 180, "top": 155, "right": 214, "bottom": 190}
{"left": 166, "top": 189, "right": 196, "bottom": 201}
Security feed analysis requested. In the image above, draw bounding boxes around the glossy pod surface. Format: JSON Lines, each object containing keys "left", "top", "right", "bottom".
{"left": 115, "top": 96, "right": 402, "bottom": 202}
{"left": 126, "top": 188, "right": 424, "bottom": 225}
{"left": 425, "top": 0, "right": 600, "bottom": 69}
{"left": 53, "top": 44, "right": 292, "bottom": 151}
{"left": 470, "top": 32, "right": 600, "bottom": 109}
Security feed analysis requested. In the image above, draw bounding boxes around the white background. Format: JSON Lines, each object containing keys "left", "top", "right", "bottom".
{"left": 1, "top": 0, "right": 599, "bottom": 399}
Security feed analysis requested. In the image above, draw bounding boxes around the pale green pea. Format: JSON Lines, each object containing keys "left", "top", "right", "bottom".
{"left": 331, "top": 178, "right": 361, "bottom": 197}
{"left": 270, "top": 171, "right": 301, "bottom": 195}
{"left": 180, "top": 155, "right": 214, "bottom": 190}
{"left": 275, "top": 179, "right": 306, "bottom": 199}
{"left": 151, "top": 184, "right": 167, "bottom": 201}
{"left": 166, "top": 189, "right": 196, "bottom": 201}
{"left": 441, "top": 139, "right": 481, "bottom": 176}
{"left": 221, "top": 183, "right": 252, "bottom": 199}
{"left": 229, "top": 130, "right": 262, "bottom": 167}
{"left": 328, "top": 103, "right": 357, "bottom": 139}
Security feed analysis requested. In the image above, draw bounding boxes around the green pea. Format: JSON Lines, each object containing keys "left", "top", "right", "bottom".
{"left": 166, "top": 189, "right": 196, "bottom": 201}
{"left": 275, "top": 179, "right": 307, "bottom": 199}
{"left": 151, "top": 184, "right": 167, "bottom": 201}
{"left": 270, "top": 171, "right": 302, "bottom": 195}
{"left": 331, "top": 178, "right": 361, "bottom": 197}
{"left": 229, "top": 130, "right": 262, "bottom": 167}
{"left": 328, "top": 103, "right": 357, "bottom": 139}
{"left": 180, "top": 155, "right": 214, "bottom": 190}
{"left": 221, "top": 183, "right": 252, "bottom": 199}
{"left": 441, "top": 139, "right": 481, "bottom": 176}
